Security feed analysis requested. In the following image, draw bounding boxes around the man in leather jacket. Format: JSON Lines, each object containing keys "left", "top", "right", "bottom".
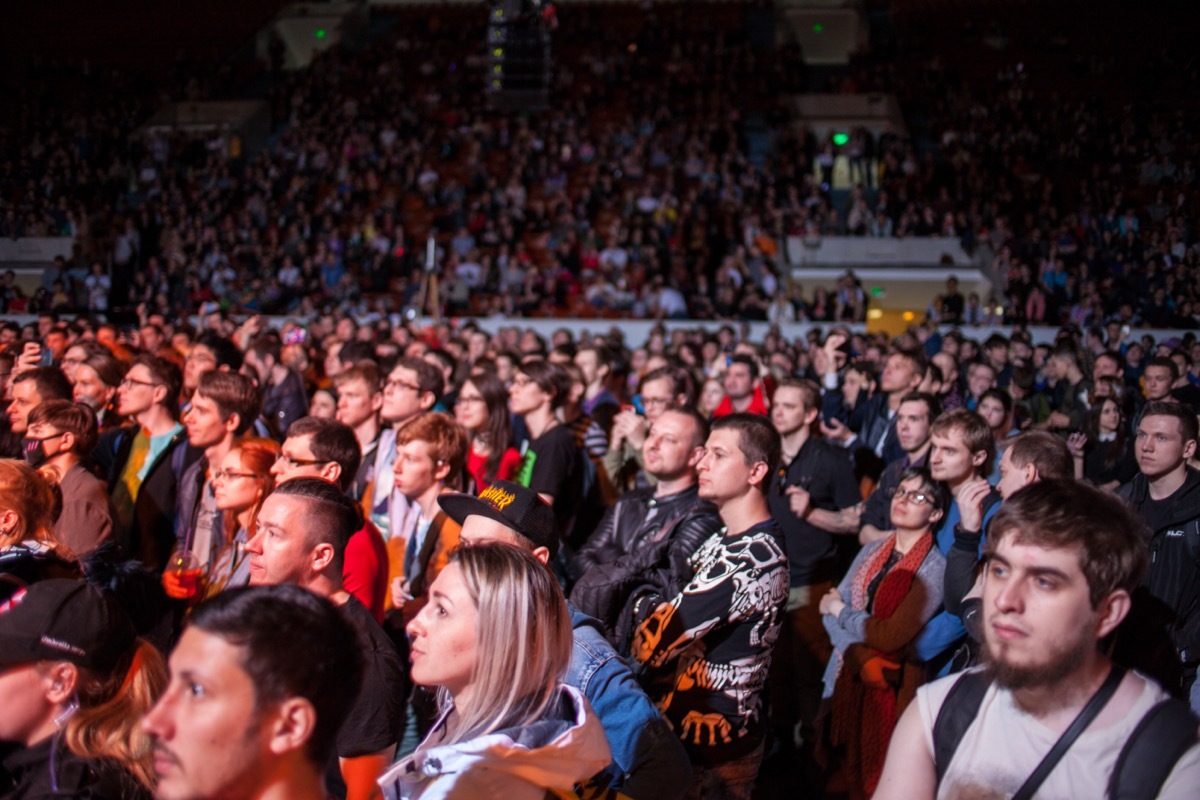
{"left": 571, "top": 406, "right": 720, "bottom": 644}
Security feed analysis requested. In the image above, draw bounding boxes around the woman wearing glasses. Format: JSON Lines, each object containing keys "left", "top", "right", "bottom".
{"left": 817, "top": 467, "right": 947, "bottom": 799}
{"left": 204, "top": 437, "right": 281, "bottom": 598}
{"left": 455, "top": 372, "right": 520, "bottom": 492}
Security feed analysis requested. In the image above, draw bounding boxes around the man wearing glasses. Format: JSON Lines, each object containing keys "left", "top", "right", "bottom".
{"left": 272, "top": 416, "right": 389, "bottom": 622}
{"left": 98, "top": 354, "right": 196, "bottom": 569}
{"left": 766, "top": 377, "right": 862, "bottom": 761}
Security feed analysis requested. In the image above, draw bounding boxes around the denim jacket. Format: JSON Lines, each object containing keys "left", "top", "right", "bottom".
{"left": 568, "top": 606, "right": 692, "bottom": 799}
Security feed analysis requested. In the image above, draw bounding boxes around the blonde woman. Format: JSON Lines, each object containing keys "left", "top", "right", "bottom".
{"left": 380, "top": 543, "right": 610, "bottom": 799}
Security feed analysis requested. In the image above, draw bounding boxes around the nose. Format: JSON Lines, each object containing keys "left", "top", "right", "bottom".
{"left": 244, "top": 527, "right": 264, "bottom": 555}
{"left": 991, "top": 573, "right": 1023, "bottom": 614}
{"left": 141, "top": 690, "right": 174, "bottom": 739}
{"left": 406, "top": 606, "right": 428, "bottom": 640}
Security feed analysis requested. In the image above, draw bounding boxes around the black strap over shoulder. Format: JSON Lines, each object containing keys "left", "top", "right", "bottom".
{"left": 933, "top": 669, "right": 991, "bottom": 784}
{"left": 1107, "top": 698, "right": 1200, "bottom": 800}
{"left": 1010, "top": 665, "right": 1126, "bottom": 800}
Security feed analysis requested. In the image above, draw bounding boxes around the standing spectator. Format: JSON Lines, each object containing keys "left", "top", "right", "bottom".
{"left": 204, "top": 437, "right": 279, "bottom": 598}
{"left": 7, "top": 367, "right": 73, "bottom": 436}
{"left": 713, "top": 355, "right": 769, "bottom": 418}
{"left": 72, "top": 351, "right": 127, "bottom": 431}
{"left": 334, "top": 363, "right": 385, "bottom": 500}
{"left": 1116, "top": 402, "right": 1200, "bottom": 711}
{"left": 628, "top": 414, "right": 789, "bottom": 799}
{"left": 454, "top": 372, "right": 521, "bottom": 493}
{"left": 860, "top": 393, "right": 941, "bottom": 544}
{"left": 244, "top": 333, "right": 309, "bottom": 441}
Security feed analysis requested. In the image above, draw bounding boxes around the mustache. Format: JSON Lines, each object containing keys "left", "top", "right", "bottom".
{"left": 152, "top": 741, "right": 182, "bottom": 768}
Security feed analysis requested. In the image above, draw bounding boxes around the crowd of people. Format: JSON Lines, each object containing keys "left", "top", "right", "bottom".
{"left": 1, "top": 3, "right": 1198, "bottom": 329}
{"left": 0, "top": 305, "right": 1199, "bottom": 798}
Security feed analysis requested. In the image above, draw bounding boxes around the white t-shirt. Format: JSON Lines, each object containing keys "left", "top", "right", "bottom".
{"left": 917, "top": 668, "right": 1200, "bottom": 799}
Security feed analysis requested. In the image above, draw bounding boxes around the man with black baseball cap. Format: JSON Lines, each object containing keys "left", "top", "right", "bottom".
{"left": 439, "top": 481, "right": 692, "bottom": 800}
{"left": 0, "top": 579, "right": 161, "bottom": 799}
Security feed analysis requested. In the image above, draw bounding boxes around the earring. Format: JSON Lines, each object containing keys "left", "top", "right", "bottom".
{"left": 54, "top": 700, "right": 79, "bottom": 729}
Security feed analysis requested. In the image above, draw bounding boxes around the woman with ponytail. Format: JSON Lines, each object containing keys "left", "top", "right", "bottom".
{"left": 0, "top": 579, "right": 166, "bottom": 799}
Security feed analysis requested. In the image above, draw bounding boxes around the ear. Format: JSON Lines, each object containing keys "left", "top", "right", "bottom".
{"left": 747, "top": 460, "right": 770, "bottom": 491}
{"left": 928, "top": 507, "right": 945, "bottom": 525}
{"left": 320, "top": 461, "right": 343, "bottom": 487}
{"left": 1023, "top": 463, "right": 1038, "bottom": 484}
{"left": 686, "top": 446, "right": 706, "bottom": 470}
{"left": 971, "top": 449, "right": 989, "bottom": 469}
{"left": 267, "top": 697, "right": 317, "bottom": 756}
{"left": 1095, "top": 588, "right": 1132, "bottom": 639}
{"left": 43, "top": 662, "right": 79, "bottom": 704}
{"left": 418, "top": 392, "right": 436, "bottom": 412}
{"left": 802, "top": 406, "right": 820, "bottom": 427}
{"left": 151, "top": 384, "right": 170, "bottom": 407}
{"left": 310, "top": 541, "right": 335, "bottom": 574}
{"left": 433, "top": 460, "right": 452, "bottom": 483}
{"left": 58, "top": 431, "right": 77, "bottom": 453}
{"left": 370, "top": 392, "right": 383, "bottom": 413}
{"left": 223, "top": 413, "right": 242, "bottom": 436}
{"left": 531, "top": 546, "right": 551, "bottom": 566}
{"left": 1185, "top": 438, "right": 1198, "bottom": 461}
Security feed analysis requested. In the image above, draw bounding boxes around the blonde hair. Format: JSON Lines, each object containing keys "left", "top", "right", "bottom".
{"left": 0, "top": 459, "right": 60, "bottom": 547}
{"left": 61, "top": 639, "right": 168, "bottom": 789}
{"left": 439, "top": 544, "right": 571, "bottom": 745}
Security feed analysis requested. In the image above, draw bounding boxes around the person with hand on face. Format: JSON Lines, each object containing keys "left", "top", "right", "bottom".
{"left": 913, "top": 410, "right": 999, "bottom": 672}
{"left": 143, "top": 584, "right": 365, "bottom": 800}
{"left": 0, "top": 579, "right": 166, "bottom": 800}
{"left": 381, "top": 544, "right": 611, "bottom": 800}
{"left": 605, "top": 366, "right": 692, "bottom": 494}
{"left": 23, "top": 400, "right": 116, "bottom": 558}
{"left": 244, "top": 478, "right": 406, "bottom": 800}
{"left": 819, "top": 469, "right": 948, "bottom": 799}
{"left": 874, "top": 481, "right": 1200, "bottom": 800}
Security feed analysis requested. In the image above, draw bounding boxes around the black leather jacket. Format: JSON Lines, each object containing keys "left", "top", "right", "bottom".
{"left": 570, "top": 484, "right": 720, "bottom": 643}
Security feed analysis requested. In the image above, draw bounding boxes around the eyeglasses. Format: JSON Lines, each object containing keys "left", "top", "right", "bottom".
{"left": 384, "top": 378, "right": 421, "bottom": 393}
{"left": 456, "top": 395, "right": 486, "bottom": 405}
{"left": 641, "top": 396, "right": 672, "bottom": 408}
{"left": 275, "top": 452, "right": 329, "bottom": 469}
{"left": 889, "top": 487, "right": 934, "bottom": 506}
{"left": 511, "top": 375, "right": 534, "bottom": 389}
{"left": 120, "top": 377, "right": 161, "bottom": 389}
{"left": 212, "top": 470, "right": 259, "bottom": 483}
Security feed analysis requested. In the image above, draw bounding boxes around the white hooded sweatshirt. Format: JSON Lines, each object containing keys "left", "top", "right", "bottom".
{"left": 378, "top": 685, "right": 612, "bottom": 800}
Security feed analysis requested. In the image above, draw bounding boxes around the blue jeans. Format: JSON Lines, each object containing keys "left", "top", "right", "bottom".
{"left": 681, "top": 743, "right": 764, "bottom": 800}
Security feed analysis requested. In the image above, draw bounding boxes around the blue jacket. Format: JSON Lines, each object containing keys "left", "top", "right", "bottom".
{"left": 568, "top": 606, "right": 691, "bottom": 799}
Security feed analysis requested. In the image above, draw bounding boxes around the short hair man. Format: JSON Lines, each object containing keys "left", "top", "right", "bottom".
{"left": 273, "top": 416, "right": 388, "bottom": 623}
{"left": 915, "top": 409, "right": 1001, "bottom": 668}
{"left": 176, "top": 372, "right": 261, "bottom": 577}
{"left": 334, "top": 363, "right": 384, "bottom": 499}
{"left": 244, "top": 333, "right": 309, "bottom": 441}
{"left": 439, "top": 479, "right": 692, "bottom": 799}
{"left": 1034, "top": 346, "right": 1091, "bottom": 434}
{"left": 627, "top": 413, "right": 789, "bottom": 797}
{"left": 605, "top": 364, "right": 692, "bottom": 494}
{"left": 570, "top": 406, "right": 720, "bottom": 631}
{"left": 1143, "top": 356, "right": 1180, "bottom": 404}
{"left": 713, "top": 354, "right": 768, "bottom": 418}
{"left": 874, "top": 481, "right": 1200, "bottom": 800}
{"left": 244, "top": 478, "right": 407, "bottom": 800}
{"left": 6, "top": 367, "right": 72, "bottom": 435}
{"left": 860, "top": 392, "right": 942, "bottom": 544}
{"left": 1117, "top": 402, "right": 1200, "bottom": 711}
{"left": 25, "top": 400, "right": 115, "bottom": 556}
{"left": 143, "top": 584, "right": 366, "bottom": 800}
{"left": 102, "top": 354, "right": 193, "bottom": 569}
{"left": 182, "top": 331, "right": 242, "bottom": 402}
{"left": 368, "top": 356, "right": 442, "bottom": 544}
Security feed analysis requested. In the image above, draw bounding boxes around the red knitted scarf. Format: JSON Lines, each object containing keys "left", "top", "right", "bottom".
{"left": 832, "top": 532, "right": 934, "bottom": 797}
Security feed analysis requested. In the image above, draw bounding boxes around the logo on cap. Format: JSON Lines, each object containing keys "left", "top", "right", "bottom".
{"left": 479, "top": 485, "right": 516, "bottom": 512}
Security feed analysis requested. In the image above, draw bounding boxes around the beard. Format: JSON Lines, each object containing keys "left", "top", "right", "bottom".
{"left": 982, "top": 625, "right": 1092, "bottom": 691}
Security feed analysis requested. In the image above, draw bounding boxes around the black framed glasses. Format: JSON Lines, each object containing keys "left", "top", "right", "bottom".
{"left": 888, "top": 487, "right": 933, "bottom": 506}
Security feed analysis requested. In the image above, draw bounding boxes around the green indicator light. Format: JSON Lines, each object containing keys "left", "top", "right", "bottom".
{"left": 832, "top": 132, "right": 850, "bottom": 146}
{"left": 813, "top": 23, "right": 824, "bottom": 33}
{"left": 871, "top": 287, "right": 884, "bottom": 297}
{"left": 315, "top": 28, "right": 326, "bottom": 39}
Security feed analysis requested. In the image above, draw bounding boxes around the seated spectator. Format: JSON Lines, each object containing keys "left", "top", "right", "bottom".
{"left": 382, "top": 543, "right": 611, "bottom": 799}
{"left": 24, "top": 400, "right": 116, "bottom": 557}
{"left": 819, "top": 468, "right": 948, "bottom": 797}
{"left": 244, "top": 333, "right": 309, "bottom": 441}
{"left": 0, "top": 460, "right": 81, "bottom": 589}
{"left": 6, "top": 367, "right": 73, "bottom": 437}
{"left": 72, "top": 351, "right": 127, "bottom": 432}
{"left": 0, "top": 579, "right": 166, "bottom": 799}
{"left": 143, "top": 584, "right": 366, "bottom": 800}
{"left": 1068, "top": 395, "right": 1137, "bottom": 489}
{"left": 713, "top": 355, "right": 769, "bottom": 418}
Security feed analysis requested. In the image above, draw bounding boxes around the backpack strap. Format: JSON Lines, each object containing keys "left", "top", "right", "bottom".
{"left": 932, "top": 670, "right": 991, "bottom": 785}
{"left": 1107, "top": 698, "right": 1199, "bottom": 800}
